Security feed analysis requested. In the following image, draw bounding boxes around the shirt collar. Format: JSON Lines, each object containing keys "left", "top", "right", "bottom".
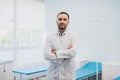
{"left": 56, "top": 29, "right": 68, "bottom": 36}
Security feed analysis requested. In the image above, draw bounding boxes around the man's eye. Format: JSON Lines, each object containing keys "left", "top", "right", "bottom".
{"left": 64, "top": 19, "right": 67, "bottom": 21}
{"left": 58, "top": 18, "right": 62, "bottom": 21}
{"left": 58, "top": 18, "right": 68, "bottom": 21}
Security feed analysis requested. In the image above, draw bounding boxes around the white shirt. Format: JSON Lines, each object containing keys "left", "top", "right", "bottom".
{"left": 44, "top": 30, "right": 79, "bottom": 80}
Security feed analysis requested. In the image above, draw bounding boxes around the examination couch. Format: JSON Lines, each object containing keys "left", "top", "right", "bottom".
{"left": 13, "top": 61, "right": 102, "bottom": 80}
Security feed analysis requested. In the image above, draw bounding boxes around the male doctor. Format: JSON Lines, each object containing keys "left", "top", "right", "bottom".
{"left": 44, "top": 12, "right": 79, "bottom": 80}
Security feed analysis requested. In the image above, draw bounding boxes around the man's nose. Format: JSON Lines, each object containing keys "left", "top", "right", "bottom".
{"left": 61, "top": 20, "right": 64, "bottom": 23}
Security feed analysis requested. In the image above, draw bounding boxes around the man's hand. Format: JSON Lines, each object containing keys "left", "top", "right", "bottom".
{"left": 51, "top": 49, "right": 57, "bottom": 55}
{"left": 51, "top": 45, "right": 73, "bottom": 59}
{"left": 67, "top": 45, "right": 73, "bottom": 49}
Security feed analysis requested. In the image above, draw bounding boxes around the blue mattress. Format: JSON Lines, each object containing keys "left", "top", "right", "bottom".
{"left": 13, "top": 64, "right": 48, "bottom": 75}
{"left": 113, "top": 76, "right": 120, "bottom": 80}
{"left": 76, "top": 61, "right": 102, "bottom": 80}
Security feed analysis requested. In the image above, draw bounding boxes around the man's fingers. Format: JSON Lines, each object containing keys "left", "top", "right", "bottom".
{"left": 67, "top": 45, "right": 73, "bottom": 49}
{"left": 51, "top": 49, "right": 57, "bottom": 54}
{"left": 52, "top": 49, "right": 56, "bottom": 52}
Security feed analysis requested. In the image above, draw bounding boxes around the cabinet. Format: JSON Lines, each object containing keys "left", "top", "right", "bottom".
{"left": 0, "top": 61, "right": 14, "bottom": 80}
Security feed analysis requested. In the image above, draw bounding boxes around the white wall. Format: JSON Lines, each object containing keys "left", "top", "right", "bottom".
{"left": 44, "top": 0, "right": 120, "bottom": 64}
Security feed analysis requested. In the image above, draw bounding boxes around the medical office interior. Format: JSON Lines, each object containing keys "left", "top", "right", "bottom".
{"left": 0, "top": 0, "right": 120, "bottom": 80}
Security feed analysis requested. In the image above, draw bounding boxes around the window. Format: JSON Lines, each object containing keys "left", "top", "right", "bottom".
{"left": 0, "top": 0, "right": 45, "bottom": 66}
{"left": 0, "top": 0, "right": 13, "bottom": 49}
{"left": 0, "top": 28, "right": 13, "bottom": 48}
{"left": 15, "top": 0, "right": 45, "bottom": 66}
{"left": 0, "top": 0, "right": 13, "bottom": 61}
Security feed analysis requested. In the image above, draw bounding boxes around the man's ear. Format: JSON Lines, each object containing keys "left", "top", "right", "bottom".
{"left": 68, "top": 21, "right": 70, "bottom": 24}
{"left": 56, "top": 20, "right": 57, "bottom": 23}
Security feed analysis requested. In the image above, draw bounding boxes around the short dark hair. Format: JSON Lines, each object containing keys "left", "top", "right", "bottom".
{"left": 57, "top": 12, "right": 70, "bottom": 19}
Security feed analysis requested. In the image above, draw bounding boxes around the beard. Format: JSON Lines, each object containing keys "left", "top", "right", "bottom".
{"left": 58, "top": 26, "right": 66, "bottom": 30}
{"left": 58, "top": 24, "right": 67, "bottom": 30}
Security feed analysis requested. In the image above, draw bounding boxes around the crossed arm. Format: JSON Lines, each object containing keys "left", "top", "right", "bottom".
{"left": 44, "top": 35, "right": 78, "bottom": 61}
{"left": 51, "top": 45, "right": 73, "bottom": 55}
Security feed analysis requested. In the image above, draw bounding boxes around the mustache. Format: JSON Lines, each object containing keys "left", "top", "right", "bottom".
{"left": 60, "top": 23, "right": 64, "bottom": 25}
{"left": 59, "top": 27, "right": 66, "bottom": 30}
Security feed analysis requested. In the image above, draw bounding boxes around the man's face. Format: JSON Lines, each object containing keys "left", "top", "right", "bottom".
{"left": 56, "top": 14, "right": 69, "bottom": 30}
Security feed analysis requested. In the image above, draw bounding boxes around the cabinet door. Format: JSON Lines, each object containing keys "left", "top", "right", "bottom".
{"left": 4, "top": 63, "right": 14, "bottom": 80}
{"left": 0, "top": 65, "right": 5, "bottom": 80}
{"left": 0, "top": 63, "right": 14, "bottom": 80}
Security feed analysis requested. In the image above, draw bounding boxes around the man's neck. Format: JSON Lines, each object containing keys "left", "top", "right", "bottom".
{"left": 59, "top": 29, "right": 65, "bottom": 33}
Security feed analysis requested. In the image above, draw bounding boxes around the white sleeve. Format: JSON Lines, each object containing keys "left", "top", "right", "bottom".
{"left": 56, "top": 34, "right": 79, "bottom": 59}
{"left": 44, "top": 36, "right": 57, "bottom": 61}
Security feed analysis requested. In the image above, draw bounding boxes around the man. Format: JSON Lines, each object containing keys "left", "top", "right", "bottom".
{"left": 44, "top": 12, "right": 79, "bottom": 80}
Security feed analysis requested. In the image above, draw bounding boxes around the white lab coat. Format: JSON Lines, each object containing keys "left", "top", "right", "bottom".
{"left": 44, "top": 30, "right": 79, "bottom": 80}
